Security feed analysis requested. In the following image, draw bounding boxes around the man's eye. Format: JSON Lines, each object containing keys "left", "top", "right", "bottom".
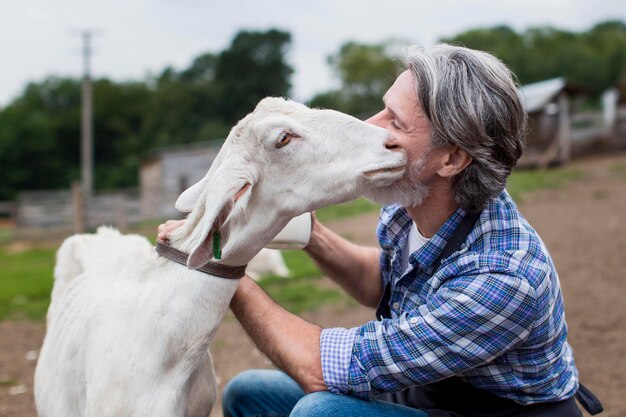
{"left": 391, "top": 120, "right": 401, "bottom": 129}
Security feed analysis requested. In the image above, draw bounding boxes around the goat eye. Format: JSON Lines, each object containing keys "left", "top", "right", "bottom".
{"left": 275, "top": 131, "right": 293, "bottom": 148}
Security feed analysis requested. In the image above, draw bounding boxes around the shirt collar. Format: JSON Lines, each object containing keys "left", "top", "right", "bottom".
{"left": 382, "top": 204, "right": 468, "bottom": 271}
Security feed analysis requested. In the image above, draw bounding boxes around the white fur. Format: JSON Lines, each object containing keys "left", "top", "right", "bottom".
{"left": 34, "top": 97, "right": 406, "bottom": 417}
{"left": 246, "top": 249, "right": 290, "bottom": 281}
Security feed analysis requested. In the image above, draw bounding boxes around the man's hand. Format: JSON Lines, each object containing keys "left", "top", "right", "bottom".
{"left": 157, "top": 219, "right": 185, "bottom": 242}
{"left": 157, "top": 215, "right": 327, "bottom": 392}
{"left": 230, "top": 276, "right": 327, "bottom": 393}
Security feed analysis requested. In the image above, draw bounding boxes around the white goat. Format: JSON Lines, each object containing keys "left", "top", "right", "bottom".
{"left": 34, "top": 97, "right": 406, "bottom": 417}
{"left": 246, "top": 248, "right": 290, "bottom": 280}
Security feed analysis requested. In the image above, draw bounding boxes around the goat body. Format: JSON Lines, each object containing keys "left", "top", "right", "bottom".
{"left": 35, "top": 97, "right": 406, "bottom": 417}
{"left": 36, "top": 228, "right": 234, "bottom": 417}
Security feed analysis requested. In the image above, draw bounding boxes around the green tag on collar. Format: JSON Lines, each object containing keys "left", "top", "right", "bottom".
{"left": 213, "top": 232, "right": 221, "bottom": 259}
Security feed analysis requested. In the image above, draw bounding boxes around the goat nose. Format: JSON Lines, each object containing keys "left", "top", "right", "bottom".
{"left": 385, "top": 137, "right": 401, "bottom": 151}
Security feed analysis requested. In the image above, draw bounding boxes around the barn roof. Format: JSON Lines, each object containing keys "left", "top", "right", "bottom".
{"left": 517, "top": 77, "right": 567, "bottom": 113}
{"left": 141, "top": 138, "right": 224, "bottom": 163}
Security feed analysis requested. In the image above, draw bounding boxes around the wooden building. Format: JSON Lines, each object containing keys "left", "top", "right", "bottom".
{"left": 517, "top": 77, "right": 580, "bottom": 167}
{"left": 602, "top": 82, "right": 626, "bottom": 146}
{"left": 139, "top": 140, "right": 222, "bottom": 220}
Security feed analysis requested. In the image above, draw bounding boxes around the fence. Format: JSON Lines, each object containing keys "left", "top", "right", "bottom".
{"left": 0, "top": 201, "right": 15, "bottom": 218}
{"left": 15, "top": 185, "right": 142, "bottom": 239}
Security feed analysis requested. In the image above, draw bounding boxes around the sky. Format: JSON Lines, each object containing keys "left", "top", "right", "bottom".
{"left": 1, "top": 0, "right": 625, "bottom": 107}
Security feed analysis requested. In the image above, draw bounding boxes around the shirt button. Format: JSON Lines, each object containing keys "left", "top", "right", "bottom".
{"left": 392, "top": 302, "right": 400, "bottom": 310}
{"left": 409, "top": 317, "right": 418, "bottom": 324}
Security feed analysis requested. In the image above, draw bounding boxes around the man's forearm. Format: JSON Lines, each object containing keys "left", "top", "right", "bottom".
{"left": 230, "top": 276, "right": 327, "bottom": 393}
{"left": 304, "top": 217, "right": 382, "bottom": 307}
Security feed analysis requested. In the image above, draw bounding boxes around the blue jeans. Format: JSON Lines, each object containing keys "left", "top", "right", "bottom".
{"left": 222, "top": 369, "right": 429, "bottom": 417}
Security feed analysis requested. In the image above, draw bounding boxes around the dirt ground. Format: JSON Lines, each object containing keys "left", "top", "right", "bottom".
{"left": 2, "top": 153, "right": 626, "bottom": 416}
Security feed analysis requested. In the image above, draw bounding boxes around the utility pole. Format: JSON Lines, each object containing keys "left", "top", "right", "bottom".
{"left": 71, "top": 29, "right": 100, "bottom": 230}
{"left": 79, "top": 29, "right": 94, "bottom": 200}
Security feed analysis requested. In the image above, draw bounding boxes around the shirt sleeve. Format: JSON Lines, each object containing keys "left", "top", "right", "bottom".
{"left": 320, "top": 327, "right": 357, "bottom": 394}
{"left": 321, "top": 271, "right": 538, "bottom": 399}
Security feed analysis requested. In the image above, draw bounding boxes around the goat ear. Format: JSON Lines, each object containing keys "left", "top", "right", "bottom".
{"left": 175, "top": 175, "right": 210, "bottom": 213}
{"left": 175, "top": 148, "right": 230, "bottom": 213}
{"left": 186, "top": 172, "right": 254, "bottom": 270}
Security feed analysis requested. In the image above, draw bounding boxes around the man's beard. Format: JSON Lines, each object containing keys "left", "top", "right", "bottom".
{"left": 364, "top": 154, "right": 430, "bottom": 208}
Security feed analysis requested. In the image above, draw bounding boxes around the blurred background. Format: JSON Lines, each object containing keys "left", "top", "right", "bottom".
{"left": 1, "top": 1, "right": 625, "bottom": 416}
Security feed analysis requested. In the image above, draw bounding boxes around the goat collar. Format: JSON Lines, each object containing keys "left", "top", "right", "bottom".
{"left": 155, "top": 241, "right": 247, "bottom": 279}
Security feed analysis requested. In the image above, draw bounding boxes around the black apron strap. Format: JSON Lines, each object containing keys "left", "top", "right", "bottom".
{"left": 375, "top": 210, "right": 481, "bottom": 320}
{"left": 575, "top": 383, "right": 603, "bottom": 415}
{"left": 431, "top": 211, "right": 481, "bottom": 272}
{"left": 373, "top": 209, "right": 605, "bottom": 416}
{"left": 375, "top": 282, "right": 392, "bottom": 320}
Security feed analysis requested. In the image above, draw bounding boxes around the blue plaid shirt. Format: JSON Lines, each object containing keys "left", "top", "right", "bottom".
{"left": 320, "top": 190, "right": 579, "bottom": 404}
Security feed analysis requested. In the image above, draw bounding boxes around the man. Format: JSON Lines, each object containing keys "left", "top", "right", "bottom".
{"left": 159, "top": 45, "right": 598, "bottom": 417}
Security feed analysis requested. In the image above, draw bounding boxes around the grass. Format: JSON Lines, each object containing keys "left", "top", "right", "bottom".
{"left": 0, "top": 166, "right": 585, "bottom": 321}
{"left": 0, "top": 224, "right": 16, "bottom": 244}
{"left": 507, "top": 168, "right": 584, "bottom": 203}
{"left": 316, "top": 198, "right": 380, "bottom": 222}
{"left": 257, "top": 250, "right": 346, "bottom": 314}
{"left": 593, "top": 189, "right": 609, "bottom": 200}
{"left": 0, "top": 247, "right": 56, "bottom": 320}
{"left": 609, "top": 161, "right": 626, "bottom": 180}
{"left": 0, "top": 375, "right": 18, "bottom": 386}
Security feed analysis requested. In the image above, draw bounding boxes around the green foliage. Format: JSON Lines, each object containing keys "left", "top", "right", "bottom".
{"left": 443, "top": 21, "right": 626, "bottom": 94}
{"left": 0, "top": 247, "right": 55, "bottom": 320}
{"left": 609, "top": 161, "right": 626, "bottom": 180}
{"left": 142, "top": 57, "right": 227, "bottom": 149}
{"left": 257, "top": 250, "right": 344, "bottom": 313}
{"left": 0, "top": 198, "right": 378, "bottom": 321}
{"left": 2, "top": 20, "right": 624, "bottom": 202}
{"left": 310, "top": 40, "right": 400, "bottom": 115}
{"left": 0, "top": 164, "right": 589, "bottom": 321}
{"left": 310, "top": 20, "right": 626, "bottom": 114}
{"left": 215, "top": 29, "right": 293, "bottom": 124}
{"left": 316, "top": 198, "right": 380, "bottom": 222}
{"left": 0, "top": 78, "right": 82, "bottom": 197}
{"left": 262, "top": 282, "right": 343, "bottom": 314}
{"left": 507, "top": 168, "right": 584, "bottom": 202}
{"left": 256, "top": 197, "right": 383, "bottom": 313}
{"left": 0, "top": 28, "right": 292, "bottom": 200}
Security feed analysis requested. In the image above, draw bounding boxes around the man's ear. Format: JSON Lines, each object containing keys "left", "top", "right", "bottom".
{"left": 437, "top": 145, "right": 473, "bottom": 178}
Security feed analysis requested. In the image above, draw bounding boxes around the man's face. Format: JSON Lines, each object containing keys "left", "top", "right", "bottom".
{"left": 364, "top": 70, "right": 433, "bottom": 208}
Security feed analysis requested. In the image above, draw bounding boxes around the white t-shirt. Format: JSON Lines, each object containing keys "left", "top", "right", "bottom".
{"left": 400, "top": 222, "right": 431, "bottom": 273}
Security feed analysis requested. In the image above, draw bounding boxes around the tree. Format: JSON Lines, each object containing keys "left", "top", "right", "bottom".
{"left": 215, "top": 29, "right": 293, "bottom": 124}
{"left": 0, "top": 77, "right": 154, "bottom": 198}
{"left": 584, "top": 21, "right": 626, "bottom": 91}
{"left": 0, "top": 78, "right": 81, "bottom": 199}
{"left": 309, "top": 41, "right": 400, "bottom": 115}
{"left": 142, "top": 58, "right": 228, "bottom": 149}
{"left": 443, "top": 21, "right": 626, "bottom": 93}
{"left": 90, "top": 79, "right": 152, "bottom": 190}
{"left": 0, "top": 28, "right": 295, "bottom": 199}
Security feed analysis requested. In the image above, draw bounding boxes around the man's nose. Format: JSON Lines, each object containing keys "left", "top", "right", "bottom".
{"left": 366, "top": 109, "right": 386, "bottom": 128}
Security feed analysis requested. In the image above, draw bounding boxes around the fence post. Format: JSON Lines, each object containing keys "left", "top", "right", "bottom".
{"left": 116, "top": 195, "right": 128, "bottom": 231}
{"left": 72, "top": 181, "right": 85, "bottom": 233}
{"left": 557, "top": 92, "right": 571, "bottom": 164}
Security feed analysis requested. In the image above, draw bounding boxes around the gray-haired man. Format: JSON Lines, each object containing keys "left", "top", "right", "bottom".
{"left": 161, "top": 44, "right": 602, "bottom": 417}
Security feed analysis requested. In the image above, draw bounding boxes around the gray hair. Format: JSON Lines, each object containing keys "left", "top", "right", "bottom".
{"left": 403, "top": 44, "right": 526, "bottom": 211}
